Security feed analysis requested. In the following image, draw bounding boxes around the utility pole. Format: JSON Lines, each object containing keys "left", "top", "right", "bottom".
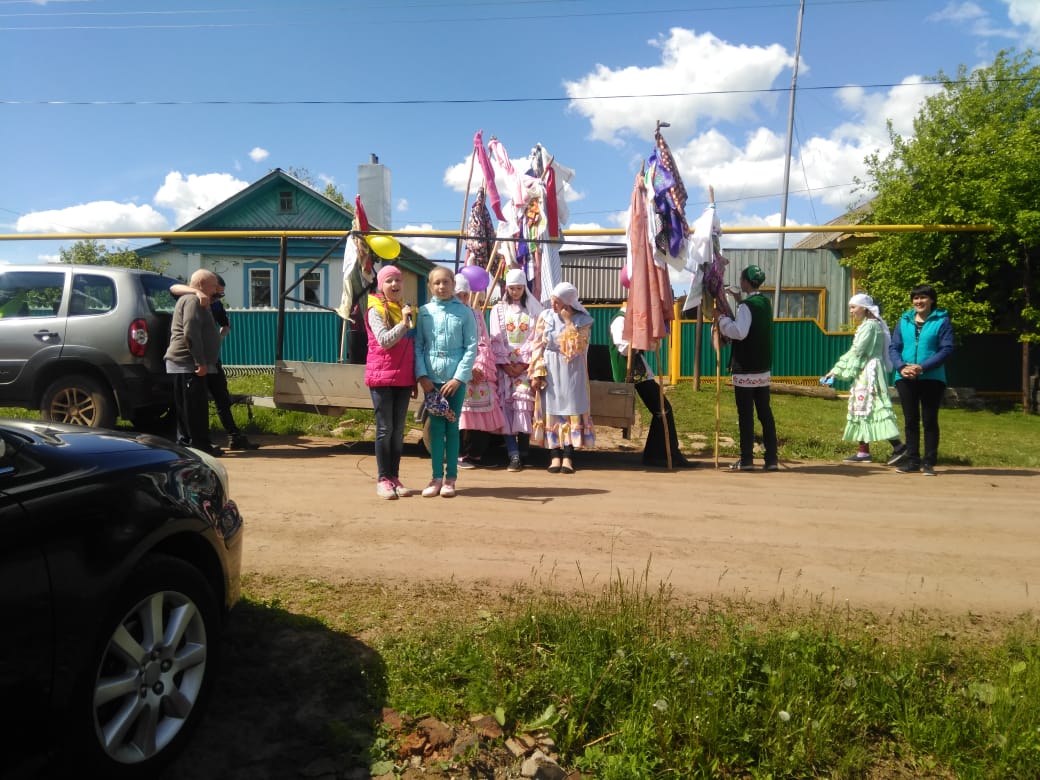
{"left": 774, "top": 0, "right": 805, "bottom": 316}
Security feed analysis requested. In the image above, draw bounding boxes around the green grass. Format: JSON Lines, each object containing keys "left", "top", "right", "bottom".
{"left": 242, "top": 571, "right": 1040, "bottom": 778}
{"left": 4, "top": 372, "right": 1038, "bottom": 467}
{"left": 662, "top": 382, "right": 1040, "bottom": 468}
{"left": 221, "top": 372, "right": 1040, "bottom": 468}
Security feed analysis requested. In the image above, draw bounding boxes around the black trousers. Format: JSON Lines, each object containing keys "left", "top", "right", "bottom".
{"left": 172, "top": 372, "right": 213, "bottom": 450}
{"left": 206, "top": 362, "right": 239, "bottom": 436}
{"left": 895, "top": 378, "right": 945, "bottom": 468}
{"left": 633, "top": 379, "right": 683, "bottom": 462}
{"left": 733, "top": 384, "right": 778, "bottom": 466}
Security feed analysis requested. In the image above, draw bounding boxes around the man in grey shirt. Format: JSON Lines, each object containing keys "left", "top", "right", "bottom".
{"left": 165, "top": 269, "right": 223, "bottom": 456}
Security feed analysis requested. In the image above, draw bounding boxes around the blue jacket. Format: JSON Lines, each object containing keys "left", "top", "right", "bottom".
{"left": 888, "top": 308, "right": 954, "bottom": 384}
{"left": 414, "top": 297, "right": 478, "bottom": 385}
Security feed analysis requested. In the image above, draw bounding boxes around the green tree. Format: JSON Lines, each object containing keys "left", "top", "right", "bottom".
{"left": 853, "top": 49, "right": 1039, "bottom": 405}
{"left": 285, "top": 167, "right": 347, "bottom": 206}
{"left": 59, "top": 239, "right": 168, "bottom": 273}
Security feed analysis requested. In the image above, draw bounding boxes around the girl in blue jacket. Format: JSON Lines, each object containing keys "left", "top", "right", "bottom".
{"left": 887, "top": 284, "right": 954, "bottom": 476}
{"left": 414, "top": 266, "right": 478, "bottom": 498}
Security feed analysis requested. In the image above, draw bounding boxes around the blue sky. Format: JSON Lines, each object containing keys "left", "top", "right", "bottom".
{"left": 2, "top": 0, "right": 1039, "bottom": 275}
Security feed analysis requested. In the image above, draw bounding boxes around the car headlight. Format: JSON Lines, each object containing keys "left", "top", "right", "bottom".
{"left": 192, "top": 447, "right": 230, "bottom": 498}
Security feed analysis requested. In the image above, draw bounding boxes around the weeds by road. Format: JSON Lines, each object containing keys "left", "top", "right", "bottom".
{"left": 167, "top": 571, "right": 1040, "bottom": 779}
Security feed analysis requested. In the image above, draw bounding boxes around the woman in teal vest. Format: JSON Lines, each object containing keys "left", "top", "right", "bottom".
{"left": 887, "top": 283, "right": 954, "bottom": 476}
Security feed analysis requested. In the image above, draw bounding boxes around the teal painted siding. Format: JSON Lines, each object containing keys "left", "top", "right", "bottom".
{"left": 222, "top": 310, "right": 345, "bottom": 364}
{"left": 222, "top": 309, "right": 1021, "bottom": 392}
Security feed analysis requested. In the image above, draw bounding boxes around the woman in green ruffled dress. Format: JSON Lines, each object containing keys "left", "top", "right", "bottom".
{"left": 823, "top": 293, "right": 904, "bottom": 464}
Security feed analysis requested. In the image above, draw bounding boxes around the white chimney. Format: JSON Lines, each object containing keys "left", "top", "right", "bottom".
{"left": 357, "top": 153, "right": 392, "bottom": 230}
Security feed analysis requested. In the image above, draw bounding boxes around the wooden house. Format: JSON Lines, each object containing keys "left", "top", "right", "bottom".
{"left": 136, "top": 168, "right": 436, "bottom": 312}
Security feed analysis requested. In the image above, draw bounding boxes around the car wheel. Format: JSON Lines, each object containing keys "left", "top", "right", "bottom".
{"left": 40, "top": 373, "right": 117, "bottom": 429}
{"left": 79, "top": 556, "right": 220, "bottom": 778}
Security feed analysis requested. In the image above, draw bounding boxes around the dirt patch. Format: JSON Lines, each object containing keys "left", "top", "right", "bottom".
{"left": 226, "top": 433, "right": 1039, "bottom": 620}
{"left": 161, "top": 436, "right": 1038, "bottom": 778}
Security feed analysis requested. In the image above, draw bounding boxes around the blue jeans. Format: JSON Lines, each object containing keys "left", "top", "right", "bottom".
{"left": 370, "top": 385, "right": 412, "bottom": 481}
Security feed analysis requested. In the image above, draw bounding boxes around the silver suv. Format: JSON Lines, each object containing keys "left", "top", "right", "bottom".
{"left": 0, "top": 264, "right": 179, "bottom": 428}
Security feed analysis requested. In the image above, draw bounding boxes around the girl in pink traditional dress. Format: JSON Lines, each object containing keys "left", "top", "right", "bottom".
{"left": 454, "top": 273, "right": 505, "bottom": 467}
{"left": 489, "top": 268, "right": 543, "bottom": 472}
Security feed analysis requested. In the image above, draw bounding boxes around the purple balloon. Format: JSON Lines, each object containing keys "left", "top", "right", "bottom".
{"left": 460, "top": 264, "right": 490, "bottom": 292}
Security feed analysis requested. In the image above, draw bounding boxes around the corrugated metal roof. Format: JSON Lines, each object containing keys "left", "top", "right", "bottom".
{"left": 793, "top": 200, "right": 874, "bottom": 249}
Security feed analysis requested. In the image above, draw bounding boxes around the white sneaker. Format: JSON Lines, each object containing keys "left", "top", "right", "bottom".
{"left": 391, "top": 478, "right": 413, "bottom": 497}
{"left": 421, "top": 479, "right": 443, "bottom": 498}
{"left": 440, "top": 479, "right": 456, "bottom": 498}
{"left": 376, "top": 478, "right": 398, "bottom": 500}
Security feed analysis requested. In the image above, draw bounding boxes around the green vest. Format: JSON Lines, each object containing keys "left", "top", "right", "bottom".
{"left": 730, "top": 294, "right": 772, "bottom": 374}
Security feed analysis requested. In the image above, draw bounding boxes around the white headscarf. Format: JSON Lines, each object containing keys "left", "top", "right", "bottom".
{"left": 454, "top": 273, "right": 471, "bottom": 293}
{"left": 850, "top": 293, "right": 892, "bottom": 370}
{"left": 505, "top": 268, "right": 527, "bottom": 287}
{"left": 550, "top": 281, "right": 588, "bottom": 315}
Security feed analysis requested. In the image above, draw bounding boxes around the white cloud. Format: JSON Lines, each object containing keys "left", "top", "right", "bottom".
{"left": 396, "top": 198, "right": 409, "bottom": 212}
{"left": 1006, "top": 0, "right": 1040, "bottom": 45}
{"left": 249, "top": 147, "right": 269, "bottom": 162}
{"left": 929, "top": 1, "right": 1023, "bottom": 42}
{"left": 154, "top": 171, "right": 249, "bottom": 228}
{"left": 16, "top": 201, "right": 168, "bottom": 234}
{"left": 398, "top": 223, "right": 455, "bottom": 261}
{"left": 564, "top": 28, "right": 795, "bottom": 145}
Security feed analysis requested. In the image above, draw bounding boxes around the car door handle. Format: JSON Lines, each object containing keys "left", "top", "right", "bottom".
{"left": 34, "top": 330, "right": 61, "bottom": 343}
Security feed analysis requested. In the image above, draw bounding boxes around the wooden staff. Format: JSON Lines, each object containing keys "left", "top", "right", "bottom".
{"left": 706, "top": 186, "right": 722, "bottom": 469}
{"left": 480, "top": 242, "right": 504, "bottom": 313}
{"left": 657, "top": 340, "right": 672, "bottom": 469}
{"left": 714, "top": 313, "right": 722, "bottom": 469}
{"left": 454, "top": 147, "right": 477, "bottom": 270}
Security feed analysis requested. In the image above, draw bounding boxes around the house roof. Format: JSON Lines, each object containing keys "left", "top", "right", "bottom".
{"left": 793, "top": 200, "right": 874, "bottom": 250}
{"left": 136, "top": 168, "right": 434, "bottom": 273}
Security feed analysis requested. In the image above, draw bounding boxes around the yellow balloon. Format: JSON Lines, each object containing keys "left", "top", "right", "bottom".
{"left": 364, "top": 234, "right": 401, "bottom": 260}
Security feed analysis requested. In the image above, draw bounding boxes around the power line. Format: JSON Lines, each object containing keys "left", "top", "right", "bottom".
{"left": 0, "top": 79, "right": 959, "bottom": 107}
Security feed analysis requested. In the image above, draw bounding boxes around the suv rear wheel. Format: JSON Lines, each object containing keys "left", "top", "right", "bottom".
{"left": 41, "top": 374, "right": 117, "bottom": 429}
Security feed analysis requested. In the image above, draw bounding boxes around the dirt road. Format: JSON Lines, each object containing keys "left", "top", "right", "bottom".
{"left": 224, "top": 436, "right": 1039, "bottom": 617}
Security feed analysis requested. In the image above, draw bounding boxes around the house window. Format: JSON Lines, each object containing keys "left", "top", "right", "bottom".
{"left": 249, "top": 268, "right": 274, "bottom": 308}
{"left": 290, "top": 265, "right": 325, "bottom": 309}
{"left": 763, "top": 287, "right": 822, "bottom": 321}
{"left": 278, "top": 190, "right": 295, "bottom": 213}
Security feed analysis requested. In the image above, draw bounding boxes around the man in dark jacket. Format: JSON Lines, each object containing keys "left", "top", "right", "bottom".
{"left": 170, "top": 275, "right": 259, "bottom": 450}
{"left": 164, "top": 269, "right": 224, "bottom": 456}
{"left": 716, "top": 265, "right": 778, "bottom": 472}
{"left": 609, "top": 303, "right": 693, "bottom": 468}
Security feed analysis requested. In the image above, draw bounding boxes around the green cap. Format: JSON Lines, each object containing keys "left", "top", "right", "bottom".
{"left": 742, "top": 265, "right": 766, "bottom": 286}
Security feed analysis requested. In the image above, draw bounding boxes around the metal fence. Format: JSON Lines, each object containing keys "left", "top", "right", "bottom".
{"left": 220, "top": 308, "right": 1019, "bottom": 394}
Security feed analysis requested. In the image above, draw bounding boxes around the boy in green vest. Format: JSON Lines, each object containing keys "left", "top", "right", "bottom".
{"left": 715, "top": 265, "right": 779, "bottom": 472}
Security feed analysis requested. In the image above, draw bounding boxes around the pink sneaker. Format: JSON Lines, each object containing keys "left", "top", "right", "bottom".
{"left": 439, "top": 479, "right": 456, "bottom": 498}
{"left": 376, "top": 478, "right": 398, "bottom": 500}
{"left": 421, "top": 479, "right": 443, "bottom": 498}
{"left": 391, "top": 478, "right": 413, "bottom": 497}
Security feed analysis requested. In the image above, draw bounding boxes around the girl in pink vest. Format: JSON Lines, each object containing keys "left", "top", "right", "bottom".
{"left": 365, "top": 265, "right": 417, "bottom": 499}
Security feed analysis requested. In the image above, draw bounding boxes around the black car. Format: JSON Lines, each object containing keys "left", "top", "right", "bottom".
{"left": 0, "top": 419, "right": 244, "bottom": 778}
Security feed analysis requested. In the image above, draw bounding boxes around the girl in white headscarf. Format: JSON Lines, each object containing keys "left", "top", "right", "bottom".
{"left": 823, "top": 293, "right": 904, "bottom": 463}
{"left": 528, "top": 282, "right": 596, "bottom": 473}
{"left": 489, "top": 268, "right": 543, "bottom": 471}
